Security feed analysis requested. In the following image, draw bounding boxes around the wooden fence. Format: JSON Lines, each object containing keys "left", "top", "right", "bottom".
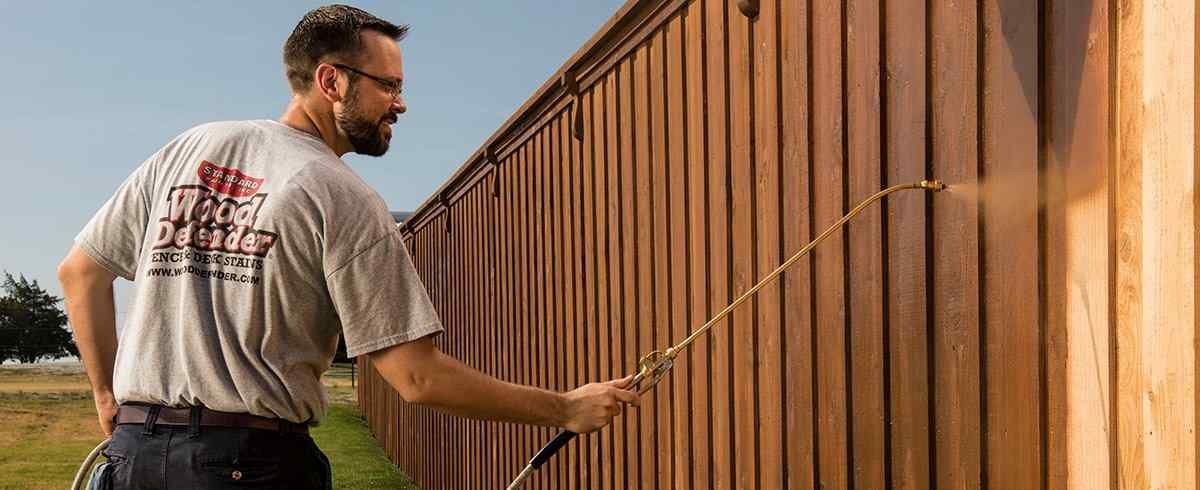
{"left": 357, "top": 0, "right": 1197, "bottom": 488}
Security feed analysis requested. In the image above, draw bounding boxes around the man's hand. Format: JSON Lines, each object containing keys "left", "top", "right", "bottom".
{"left": 94, "top": 391, "right": 118, "bottom": 437}
{"left": 560, "top": 375, "right": 640, "bottom": 434}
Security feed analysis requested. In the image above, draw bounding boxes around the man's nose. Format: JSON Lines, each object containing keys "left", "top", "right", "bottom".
{"left": 391, "top": 95, "right": 406, "bottom": 115}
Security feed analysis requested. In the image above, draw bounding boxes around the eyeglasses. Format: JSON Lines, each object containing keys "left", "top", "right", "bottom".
{"left": 331, "top": 63, "right": 404, "bottom": 100}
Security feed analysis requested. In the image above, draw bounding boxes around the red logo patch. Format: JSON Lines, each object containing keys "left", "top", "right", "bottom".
{"left": 197, "top": 160, "right": 263, "bottom": 197}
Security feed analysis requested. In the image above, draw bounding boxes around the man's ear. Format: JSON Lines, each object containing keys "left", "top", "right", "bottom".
{"left": 313, "top": 63, "right": 343, "bottom": 103}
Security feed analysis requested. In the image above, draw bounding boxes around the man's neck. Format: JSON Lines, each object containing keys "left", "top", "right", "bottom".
{"left": 279, "top": 97, "right": 351, "bottom": 156}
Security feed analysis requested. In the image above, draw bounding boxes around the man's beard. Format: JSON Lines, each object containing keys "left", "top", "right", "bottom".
{"left": 337, "top": 87, "right": 393, "bottom": 157}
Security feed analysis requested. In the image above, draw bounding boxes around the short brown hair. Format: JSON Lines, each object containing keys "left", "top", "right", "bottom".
{"left": 282, "top": 5, "right": 408, "bottom": 92}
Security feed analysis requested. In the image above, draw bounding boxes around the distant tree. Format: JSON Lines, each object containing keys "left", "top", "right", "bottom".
{"left": 0, "top": 273, "right": 76, "bottom": 363}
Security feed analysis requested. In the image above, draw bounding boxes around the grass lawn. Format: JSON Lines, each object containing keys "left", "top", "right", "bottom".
{"left": 0, "top": 363, "right": 416, "bottom": 489}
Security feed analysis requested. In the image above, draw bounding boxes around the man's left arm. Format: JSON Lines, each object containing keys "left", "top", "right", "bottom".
{"left": 58, "top": 245, "right": 120, "bottom": 437}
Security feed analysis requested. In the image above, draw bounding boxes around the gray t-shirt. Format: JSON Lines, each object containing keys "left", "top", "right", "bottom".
{"left": 75, "top": 120, "right": 443, "bottom": 424}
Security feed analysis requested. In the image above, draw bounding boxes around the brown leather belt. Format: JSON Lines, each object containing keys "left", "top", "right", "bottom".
{"left": 116, "top": 404, "right": 309, "bottom": 435}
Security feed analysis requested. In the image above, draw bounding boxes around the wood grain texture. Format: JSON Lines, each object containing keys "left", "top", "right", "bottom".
{"left": 664, "top": 14, "right": 692, "bottom": 490}
{"left": 1045, "top": 0, "right": 1113, "bottom": 487}
{"left": 682, "top": 3, "right": 713, "bottom": 487}
{"left": 351, "top": 0, "right": 1200, "bottom": 487}
{"left": 780, "top": 0, "right": 817, "bottom": 487}
{"left": 633, "top": 41, "right": 659, "bottom": 490}
{"left": 649, "top": 27, "right": 672, "bottom": 490}
{"left": 811, "top": 0, "right": 850, "bottom": 486}
{"left": 751, "top": 1, "right": 784, "bottom": 488}
{"left": 726, "top": 2, "right": 758, "bottom": 488}
{"left": 930, "top": 0, "right": 983, "bottom": 486}
{"left": 617, "top": 56, "right": 639, "bottom": 490}
{"left": 846, "top": 0, "right": 887, "bottom": 487}
{"left": 981, "top": 0, "right": 1042, "bottom": 487}
{"left": 1130, "top": 0, "right": 1197, "bottom": 485}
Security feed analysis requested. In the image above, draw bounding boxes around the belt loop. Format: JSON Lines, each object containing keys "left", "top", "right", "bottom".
{"left": 142, "top": 405, "right": 161, "bottom": 436}
{"left": 277, "top": 419, "right": 286, "bottom": 436}
{"left": 188, "top": 406, "right": 202, "bottom": 439}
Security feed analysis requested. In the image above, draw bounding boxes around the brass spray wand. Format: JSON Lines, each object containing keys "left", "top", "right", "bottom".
{"left": 507, "top": 180, "right": 946, "bottom": 489}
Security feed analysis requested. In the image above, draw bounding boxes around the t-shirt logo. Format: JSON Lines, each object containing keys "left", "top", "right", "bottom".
{"left": 198, "top": 160, "right": 263, "bottom": 197}
{"left": 151, "top": 161, "right": 279, "bottom": 258}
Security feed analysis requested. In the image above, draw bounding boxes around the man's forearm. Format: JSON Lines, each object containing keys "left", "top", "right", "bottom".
{"left": 410, "top": 349, "right": 567, "bottom": 427}
{"left": 371, "top": 342, "right": 568, "bottom": 428}
{"left": 59, "top": 266, "right": 119, "bottom": 403}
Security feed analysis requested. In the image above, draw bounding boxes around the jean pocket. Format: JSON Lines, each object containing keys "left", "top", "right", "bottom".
{"left": 199, "top": 457, "right": 282, "bottom": 486}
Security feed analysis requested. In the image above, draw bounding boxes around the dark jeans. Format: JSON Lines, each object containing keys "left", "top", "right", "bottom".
{"left": 97, "top": 420, "right": 331, "bottom": 489}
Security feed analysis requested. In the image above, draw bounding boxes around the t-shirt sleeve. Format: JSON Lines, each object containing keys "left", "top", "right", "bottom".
{"left": 326, "top": 228, "right": 444, "bottom": 358}
{"left": 75, "top": 158, "right": 156, "bottom": 280}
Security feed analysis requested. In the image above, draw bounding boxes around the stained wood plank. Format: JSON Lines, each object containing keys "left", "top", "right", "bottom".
{"left": 502, "top": 151, "right": 519, "bottom": 483}
{"left": 726, "top": 2, "right": 758, "bottom": 489}
{"left": 580, "top": 88, "right": 599, "bottom": 488}
{"left": 617, "top": 55, "right": 640, "bottom": 490}
{"left": 548, "top": 115, "right": 567, "bottom": 490}
{"left": 664, "top": 13, "right": 693, "bottom": 490}
{"left": 534, "top": 127, "right": 554, "bottom": 489}
{"left": 649, "top": 27, "right": 674, "bottom": 490}
{"left": 1044, "top": 0, "right": 1113, "bottom": 486}
{"left": 683, "top": 2, "right": 715, "bottom": 487}
{"left": 633, "top": 40, "right": 659, "bottom": 489}
{"left": 601, "top": 67, "right": 626, "bottom": 490}
{"left": 561, "top": 108, "right": 582, "bottom": 490}
{"left": 703, "top": 0, "right": 735, "bottom": 487}
{"left": 930, "top": 0, "right": 983, "bottom": 486}
{"left": 592, "top": 74, "right": 614, "bottom": 490}
{"left": 779, "top": 0, "right": 818, "bottom": 486}
{"left": 517, "top": 145, "right": 534, "bottom": 487}
{"left": 846, "top": 0, "right": 887, "bottom": 486}
{"left": 749, "top": 1, "right": 786, "bottom": 488}
{"left": 811, "top": 0, "right": 850, "bottom": 486}
{"left": 981, "top": 0, "right": 1041, "bottom": 487}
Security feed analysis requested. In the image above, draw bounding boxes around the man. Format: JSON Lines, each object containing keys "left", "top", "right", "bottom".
{"left": 58, "top": 5, "right": 637, "bottom": 488}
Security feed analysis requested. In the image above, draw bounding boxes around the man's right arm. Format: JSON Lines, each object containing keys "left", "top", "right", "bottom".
{"left": 58, "top": 245, "right": 120, "bottom": 437}
{"left": 368, "top": 335, "right": 639, "bottom": 434}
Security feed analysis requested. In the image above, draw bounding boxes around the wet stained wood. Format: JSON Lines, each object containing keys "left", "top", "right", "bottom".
{"left": 354, "top": 0, "right": 1199, "bottom": 487}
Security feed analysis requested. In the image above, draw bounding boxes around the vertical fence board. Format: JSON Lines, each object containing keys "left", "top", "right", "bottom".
{"left": 561, "top": 107, "right": 582, "bottom": 490}
{"left": 930, "top": 0, "right": 983, "bottom": 486}
{"left": 549, "top": 115, "right": 566, "bottom": 490}
{"left": 882, "top": 0, "right": 932, "bottom": 486}
{"left": 601, "top": 67, "right": 625, "bottom": 490}
{"left": 846, "top": 0, "right": 887, "bottom": 487}
{"left": 593, "top": 74, "right": 614, "bottom": 490}
{"left": 649, "top": 27, "right": 673, "bottom": 490}
{"left": 779, "top": 0, "right": 818, "bottom": 486}
{"left": 1045, "top": 0, "right": 1113, "bottom": 487}
{"left": 726, "top": 2, "right": 758, "bottom": 489}
{"left": 535, "top": 127, "right": 552, "bottom": 490}
{"left": 750, "top": 1, "right": 786, "bottom": 489}
{"left": 581, "top": 88, "right": 600, "bottom": 488}
{"left": 704, "top": 0, "right": 734, "bottom": 487}
{"left": 981, "top": 0, "right": 1042, "bottom": 487}
{"left": 683, "top": 2, "right": 714, "bottom": 487}
{"left": 812, "top": 0, "right": 850, "bottom": 487}
{"left": 633, "top": 41, "right": 659, "bottom": 490}
{"left": 664, "top": 14, "right": 693, "bottom": 490}
{"left": 617, "top": 55, "right": 640, "bottom": 490}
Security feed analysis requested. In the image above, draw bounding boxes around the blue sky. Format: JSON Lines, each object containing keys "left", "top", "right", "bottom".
{"left": 0, "top": 1, "right": 624, "bottom": 330}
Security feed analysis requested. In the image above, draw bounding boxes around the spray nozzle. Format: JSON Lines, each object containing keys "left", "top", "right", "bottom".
{"left": 919, "top": 180, "right": 946, "bottom": 191}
